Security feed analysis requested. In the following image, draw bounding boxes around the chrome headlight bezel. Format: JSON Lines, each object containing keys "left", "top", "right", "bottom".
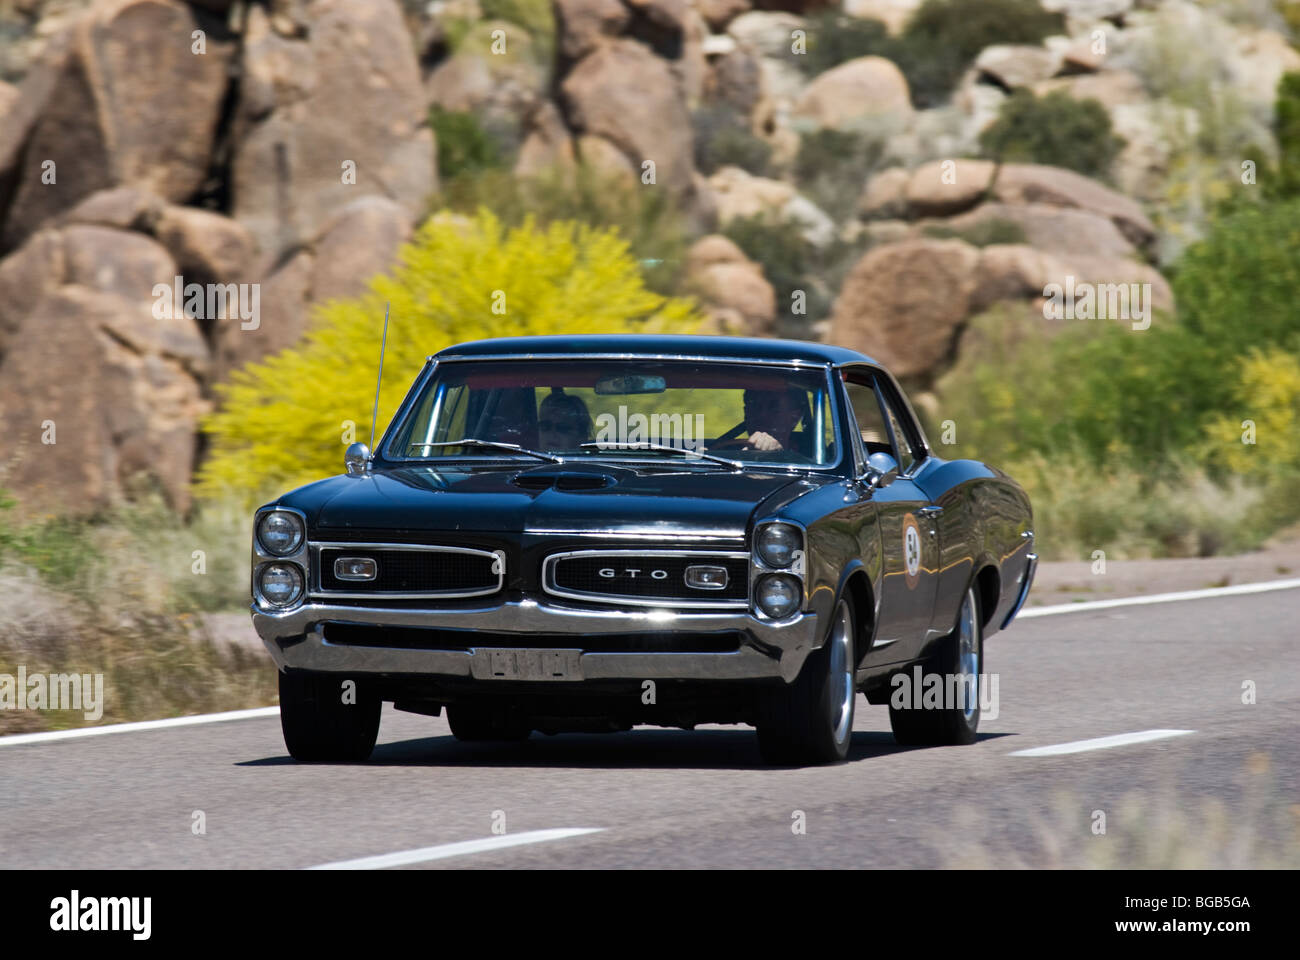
{"left": 751, "top": 519, "right": 806, "bottom": 620}
{"left": 255, "top": 562, "right": 304, "bottom": 609}
{"left": 755, "top": 522, "right": 802, "bottom": 569}
{"left": 755, "top": 573, "right": 801, "bottom": 619}
{"left": 256, "top": 509, "right": 305, "bottom": 557}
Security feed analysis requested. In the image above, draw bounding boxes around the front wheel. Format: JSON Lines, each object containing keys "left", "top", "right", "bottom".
{"left": 756, "top": 598, "right": 857, "bottom": 765}
{"left": 279, "top": 671, "right": 381, "bottom": 762}
{"left": 888, "top": 585, "right": 983, "bottom": 746}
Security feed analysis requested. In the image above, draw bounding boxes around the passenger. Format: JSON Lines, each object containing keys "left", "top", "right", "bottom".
{"left": 537, "top": 387, "right": 594, "bottom": 450}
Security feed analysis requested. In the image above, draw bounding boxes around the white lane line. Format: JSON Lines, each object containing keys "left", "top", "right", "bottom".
{"left": 1020, "top": 577, "right": 1300, "bottom": 618}
{"left": 1009, "top": 729, "right": 1195, "bottom": 757}
{"left": 0, "top": 706, "right": 281, "bottom": 747}
{"left": 307, "top": 828, "right": 606, "bottom": 870}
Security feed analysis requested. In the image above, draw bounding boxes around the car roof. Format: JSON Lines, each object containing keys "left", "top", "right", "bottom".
{"left": 431, "top": 335, "right": 877, "bottom": 366}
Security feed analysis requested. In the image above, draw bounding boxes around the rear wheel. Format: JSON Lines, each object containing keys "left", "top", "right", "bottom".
{"left": 447, "top": 704, "right": 532, "bottom": 742}
{"left": 279, "top": 671, "right": 381, "bottom": 762}
{"left": 888, "top": 585, "right": 982, "bottom": 746}
{"left": 756, "top": 598, "right": 856, "bottom": 765}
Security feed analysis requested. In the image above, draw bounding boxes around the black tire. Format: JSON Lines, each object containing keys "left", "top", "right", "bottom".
{"left": 888, "top": 585, "right": 983, "bottom": 747}
{"left": 279, "top": 670, "right": 381, "bottom": 762}
{"left": 447, "top": 704, "right": 532, "bottom": 742}
{"left": 756, "top": 597, "right": 857, "bottom": 765}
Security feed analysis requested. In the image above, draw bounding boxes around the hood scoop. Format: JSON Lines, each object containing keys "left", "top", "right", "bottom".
{"left": 512, "top": 469, "right": 615, "bottom": 491}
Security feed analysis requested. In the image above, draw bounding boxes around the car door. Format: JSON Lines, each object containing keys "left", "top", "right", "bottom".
{"left": 843, "top": 371, "right": 938, "bottom": 658}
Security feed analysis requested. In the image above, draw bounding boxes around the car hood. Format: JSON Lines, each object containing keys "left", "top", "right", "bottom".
{"left": 284, "top": 463, "right": 819, "bottom": 538}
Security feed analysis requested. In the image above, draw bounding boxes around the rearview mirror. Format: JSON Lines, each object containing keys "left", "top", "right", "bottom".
{"left": 594, "top": 374, "right": 667, "bottom": 395}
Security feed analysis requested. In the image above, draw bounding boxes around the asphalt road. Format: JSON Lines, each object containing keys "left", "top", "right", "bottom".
{"left": 2, "top": 588, "right": 1297, "bottom": 869}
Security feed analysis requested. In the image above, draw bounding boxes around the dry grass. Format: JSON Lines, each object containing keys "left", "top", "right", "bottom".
{"left": 0, "top": 496, "right": 276, "bottom": 734}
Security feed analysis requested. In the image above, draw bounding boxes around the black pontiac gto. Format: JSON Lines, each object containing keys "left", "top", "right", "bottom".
{"left": 250, "top": 335, "right": 1036, "bottom": 764}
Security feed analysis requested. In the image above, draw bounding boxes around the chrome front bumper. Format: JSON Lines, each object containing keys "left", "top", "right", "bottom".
{"left": 251, "top": 598, "right": 824, "bottom": 683}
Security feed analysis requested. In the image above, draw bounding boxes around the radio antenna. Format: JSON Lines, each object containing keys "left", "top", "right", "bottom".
{"left": 369, "top": 301, "right": 390, "bottom": 452}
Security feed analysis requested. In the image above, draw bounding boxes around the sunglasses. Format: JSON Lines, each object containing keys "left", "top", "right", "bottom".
{"left": 538, "top": 419, "right": 583, "bottom": 432}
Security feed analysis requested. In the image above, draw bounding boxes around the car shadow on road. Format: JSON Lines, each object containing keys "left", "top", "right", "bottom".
{"left": 239, "top": 729, "right": 1016, "bottom": 770}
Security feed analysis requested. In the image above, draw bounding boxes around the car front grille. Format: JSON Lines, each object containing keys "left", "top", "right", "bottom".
{"left": 311, "top": 543, "right": 503, "bottom": 599}
{"left": 543, "top": 550, "right": 749, "bottom": 608}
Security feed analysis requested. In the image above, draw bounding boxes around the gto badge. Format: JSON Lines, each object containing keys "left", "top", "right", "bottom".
{"left": 902, "top": 513, "right": 921, "bottom": 590}
{"left": 599, "top": 568, "right": 669, "bottom": 580}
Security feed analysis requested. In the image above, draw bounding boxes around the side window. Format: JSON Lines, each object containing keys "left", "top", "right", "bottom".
{"left": 879, "top": 392, "right": 918, "bottom": 474}
{"left": 845, "top": 381, "right": 892, "bottom": 459}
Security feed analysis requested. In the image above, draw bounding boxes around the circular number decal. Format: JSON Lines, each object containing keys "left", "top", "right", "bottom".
{"left": 902, "top": 513, "right": 922, "bottom": 589}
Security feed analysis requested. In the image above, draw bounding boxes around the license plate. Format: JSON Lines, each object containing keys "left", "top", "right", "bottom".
{"left": 470, "top": 648, "right": 583, "bottom": 682}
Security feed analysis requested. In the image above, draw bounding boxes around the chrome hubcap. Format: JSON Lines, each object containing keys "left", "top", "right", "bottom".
{"left": 958, "top": 591, "right": 980, "bottom": 721}
{"left": 828, "top": 601, "right": 854, "bottom": 743}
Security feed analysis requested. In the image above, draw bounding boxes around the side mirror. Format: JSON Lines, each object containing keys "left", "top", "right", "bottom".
{"left": 345, "top": 442, "right": 372, "bottom": 476}
{"left": 859, "top": 451, "right": 899, "bottom": 490}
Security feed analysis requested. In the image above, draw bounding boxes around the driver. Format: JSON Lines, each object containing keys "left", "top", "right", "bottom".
{"left": 742, "top": 386, "right": 804, "bottom": 451}
{"left": 537, "top": 387, "right": 594, "bottom": 450}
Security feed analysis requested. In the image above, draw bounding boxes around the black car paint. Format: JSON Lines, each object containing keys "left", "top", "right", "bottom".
{"left": 262, "top": 335, "right": 1034, "bottom": 701}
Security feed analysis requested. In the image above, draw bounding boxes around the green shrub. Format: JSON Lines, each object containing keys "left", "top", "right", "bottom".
{"left": 430, "top": 106, "right": 505, "bottom": 180}
{"left": 793, "top": 129, "right": 885, "bottom": 219}
{"left": 198, "top": 210, "right": 703, "bottom": 502}
{"left": 797, "top": 13, "right": 894, "bottom": 78}
{"left": 797, "top": 2, "right": 1063, "bottom": 107}
{"left": 693, "top": 108, "right": 773, "bottom": 176}
{"left": 723, "top": 211, "right": 866, "bottom": 325}
{"left": 899, "top": 0, "right": 1064, "bottom": 107}
{"left": 979, "top": 90, "right": 1126, "bottom": 180}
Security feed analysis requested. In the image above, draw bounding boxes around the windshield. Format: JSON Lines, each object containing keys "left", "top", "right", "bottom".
{"left": 383, "top": 359, "right": 841, "bottom": 468}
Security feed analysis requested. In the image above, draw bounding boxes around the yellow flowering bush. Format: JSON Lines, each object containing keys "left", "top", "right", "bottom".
{"left": 196, "top": 210, "right": 703, "bottom": 502}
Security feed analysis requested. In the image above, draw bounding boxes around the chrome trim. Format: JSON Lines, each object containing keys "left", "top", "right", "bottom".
{"left": 252, "top": 562, "right": 305, "bottom": 610}
{"left": 541, "top": 549, "right": 750, "bottom": 609}
{"left": 749, "top": 518, "right": 808, "bottom": 621}
{"left": 684, "top": 564, "right": 729, "bottom": 590}
{"left": 1001, "top": 549, "right": 1038, "bottom": 630}
{"left": 522, "top": 528, "right": 746, "bottom": 540}
{"left": 308, "top": 541, "right": 505, "bottom": 600}
{"left": 333, "top": 556, "right": 378, "bottom": 581}
{"left": 251, "top": 505, "right": 310, "bottom": 612}
{"left": 432, "top": 353, "right": 834, "bottom": 366}
{"left": 251, "top": 599, "right": 824, "bottom": 682}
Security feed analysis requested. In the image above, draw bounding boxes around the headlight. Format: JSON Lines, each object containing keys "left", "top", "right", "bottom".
{"left": 257, "top": 510, "right": 304, "bottom": 556}
{"left": 257, "top": 563, "right": 303, "bottom": 608}
{"left": 756, "top": 523, "right": 801, "bottom": 568}
{"left": 756, "top": 574, "right": 800, "bottom": 619}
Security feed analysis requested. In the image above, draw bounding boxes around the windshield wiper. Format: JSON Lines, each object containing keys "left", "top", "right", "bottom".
{"left": 578, "top": 441, "right": 743, "bottom": 471}
{"left": 408, "top": 439, "right": 564, "bottom": 463}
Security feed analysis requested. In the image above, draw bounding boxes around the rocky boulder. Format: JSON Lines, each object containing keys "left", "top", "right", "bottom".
{"left": 989, "top": 163, "right": 1156, "bottom": 251}
{"left": 794, "top": 55, "right": 913, "bottom": 130}
{"left": 842, "top": 0, "right": 920, "bottom": 34}
{"left": 561, "top": 38, "right": 695, "bottom": 198}
{"left": 218, "top": 195, "right": 412, "bottom": 377}
{"left": 0, "top": 0, "right": 233, "bottom": 251}
{"left": 0, "top": 224, "right": 209, "bottom": 514}
{"left": 829, "top": 238, "right": 981, "bottom": 379}
{"left": 685, "top": 234, "right": 776, "bottom": 335}
{"left": 232, "top": 0, "right": 433, "bottom": 265}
